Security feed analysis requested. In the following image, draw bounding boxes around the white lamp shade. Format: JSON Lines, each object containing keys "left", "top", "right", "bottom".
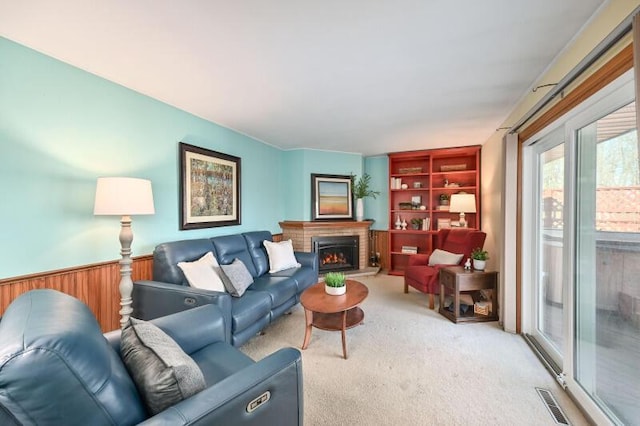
{"left": 449, "top": 193, "right": 476, "bottom": 213}
{"left": 94, "top": 177, "right": 155, "bottom": 216}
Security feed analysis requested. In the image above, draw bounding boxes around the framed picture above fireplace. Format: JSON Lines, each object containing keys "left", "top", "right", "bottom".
{"left": 311, "top": 174, "right": 353, "bottom": 221}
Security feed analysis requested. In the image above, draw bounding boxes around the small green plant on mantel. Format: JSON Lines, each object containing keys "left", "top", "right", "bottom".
{"left": 352, "top": 173, "right": 381, "bottom": 199}
{"left": 471, "top": 248, "right": 489, "bottom": 261}
{"left": 324, "top": 272, "right": 346, "bottom": 287}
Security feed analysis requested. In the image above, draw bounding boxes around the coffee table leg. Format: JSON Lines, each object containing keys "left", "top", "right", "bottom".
{"left": 302, "top": 308, "right": 313, "bottom": 350}
{"left": 341, "top": 310, "right": 348, "bottom": 359}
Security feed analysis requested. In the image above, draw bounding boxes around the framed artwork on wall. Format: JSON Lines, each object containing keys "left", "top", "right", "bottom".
{"left": 311, "top": 173, "right": 353, "bottom": 221}
{"left": 179, "top": 142, "right": 241, "bottom": 229}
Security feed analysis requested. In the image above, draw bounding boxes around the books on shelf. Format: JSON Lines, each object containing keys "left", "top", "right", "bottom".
{"left": 390, "top": 177, "right": 402, "bottom": 189}
{"left": 435, "top": 205, "right": 450, "bottom": 211}
{"left": 422, "top": 217, "right": 430, "bottom": 231}
{"left": 401, "top": 245, "right": 418, "bottom": 254}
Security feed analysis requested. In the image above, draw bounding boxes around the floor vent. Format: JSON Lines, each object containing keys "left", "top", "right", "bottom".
{"left": 536, "top": 388, "right": 570, "bottom": 425}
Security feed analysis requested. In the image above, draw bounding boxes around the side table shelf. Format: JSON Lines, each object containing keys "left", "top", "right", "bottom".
{"left": 438, "top": 266, "right": 498, "bottom": 323}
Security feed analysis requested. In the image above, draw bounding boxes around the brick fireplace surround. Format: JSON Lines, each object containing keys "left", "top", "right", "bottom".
{"left": 279, "top": 221, "right": 373, "bottom": 271}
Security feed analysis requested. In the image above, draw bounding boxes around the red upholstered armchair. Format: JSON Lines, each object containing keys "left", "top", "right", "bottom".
{"left": 404, "top": 228, "right": 486, "bottom": 309}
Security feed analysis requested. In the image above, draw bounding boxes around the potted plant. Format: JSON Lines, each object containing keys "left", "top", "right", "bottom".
{"left": 471, "top": 248, "right": 489, "bottom": 271}
{"left": 352, "top": 173, "right": 380, "bottom": 222}
{"left": 410, "top": 218, "right": 423, "bottom": 230}
{"left": 324, "top": 272, "right": 347, "bottom": 295}
{"left": 439, "top": 193, "right": 450, "bottom": 206}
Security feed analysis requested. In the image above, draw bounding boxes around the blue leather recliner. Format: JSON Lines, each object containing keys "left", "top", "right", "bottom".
{"left": 132, "top": 230, "right": 319, "bottom": 347}
{"left": 0, "top": 289, "right": 304, "bottom": 425}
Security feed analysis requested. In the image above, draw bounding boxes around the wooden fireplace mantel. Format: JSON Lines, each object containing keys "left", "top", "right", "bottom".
{"left": 279, "top": 221, "right": 373, "bottom": 270}
{"left": 278, "top": 220, "right": 373, "bottom": 230}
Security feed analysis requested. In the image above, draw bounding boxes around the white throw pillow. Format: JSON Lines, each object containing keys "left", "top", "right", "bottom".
{"left": 428, "top": 249, "right": 464, "bottom": 266}
{"left": 177, "top": 252, "right": 226, "bottom": 292}
{"left": 263, "top": 239, "right": 301, "bottom": 273}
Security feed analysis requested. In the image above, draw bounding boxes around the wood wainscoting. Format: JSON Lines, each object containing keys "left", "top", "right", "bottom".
{"left": 371, "top": 230, "right": 389, "bottom": 271}
{"left": 0, "top": 233, "right": 286, "bottom": 332}
{"left": 0, "top": 255, "right": 153, "bottom": 332}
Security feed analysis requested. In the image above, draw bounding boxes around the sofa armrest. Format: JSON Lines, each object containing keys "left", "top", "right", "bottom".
{"left": 150, "top": 304, "right": 227, "bottom": 354}
{"left": 132, "top": 280, "right": 232, "bottom": 343}
{"left": 295, "top": 251, "right": 318, "bottom": 271}
{"left": 408, "top": 253, "right": 431, "bottom": 266}
{"left": 139, "top": 348, "right": 303, "bottom": 426}
{"left": 104, "top": 304, "right": 227, "bottom": 355}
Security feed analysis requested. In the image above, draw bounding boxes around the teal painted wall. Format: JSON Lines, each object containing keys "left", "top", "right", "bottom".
{"left": 281, "top": 149, "right": 364, "bottom": 221}
{"left": 364, "top": 155, "right": 389, "bottom": 230}
{"left": 0, "top": 37, "right": 286, "bottom": 278}
{"left": 281, "top": 150, "right": 306, "bottom": 220}
{"left": 0, "top": 37, "right": 387, "bottom": 279}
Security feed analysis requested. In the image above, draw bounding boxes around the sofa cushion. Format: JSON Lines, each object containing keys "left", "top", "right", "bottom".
{"left": 242, "top": 231, "right": 273, "bottom": 276}
{"left": 220, "top": 259, "right": 254, "bottom": 297}
{"left": 211, "top": 234, "right": 259, "bottom": 277}
{"left": 428, "top": 249, "right": 463, "bottom": 266}
{"left": 177, "top": 251, "right": 226, "bottom": 292}
{"left": 121, "top": 318, "right": 206, "bottom": 415}
{"left": 263, "top": 239, "right": 301, "bottom": 273}
{"left": 271, "top": 266, "right": 318, "bottom": 293}
{"left": 230, "top": 291, "right": 272, "bottom": 332}
{"left": 250, "top": 275, "right": 298, "bottom": 307}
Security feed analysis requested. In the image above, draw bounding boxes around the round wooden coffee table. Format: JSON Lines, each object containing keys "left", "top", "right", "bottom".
{"left": 300, "top": 279, "right": 368, "bottom": 359}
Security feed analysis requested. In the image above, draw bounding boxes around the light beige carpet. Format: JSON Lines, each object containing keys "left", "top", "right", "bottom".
{"left": 241, "top": 274, "right": 589, "bottom": 425}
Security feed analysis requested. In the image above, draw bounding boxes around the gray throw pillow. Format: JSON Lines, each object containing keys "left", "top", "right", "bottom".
{"left": 121, "top": 318, "right": 206, "bottom": 415}
{"left": 220, "top": 258, "right": 254, "bottom": 297}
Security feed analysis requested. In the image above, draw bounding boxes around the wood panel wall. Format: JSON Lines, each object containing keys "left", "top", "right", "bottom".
{"left": 0, "top": 255, "right": 153, "bottom": 332}
{"left": 371, "top": 230, "right": 389, "bottom": 271}
{"left": 0, "top": 233, "right": 285, "bottom": 332}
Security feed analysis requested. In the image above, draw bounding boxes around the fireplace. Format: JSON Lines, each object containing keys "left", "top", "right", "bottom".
{"left": 312, "top": 235, "right": 359, "bottom": 273}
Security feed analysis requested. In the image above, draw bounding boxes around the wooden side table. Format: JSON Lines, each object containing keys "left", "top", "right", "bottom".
{"left": 439, "top": 266, "right": 498, "bottom": 323}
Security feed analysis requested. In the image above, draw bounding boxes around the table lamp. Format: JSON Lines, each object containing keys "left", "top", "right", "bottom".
{"left": 94, "top": 177, "right": 155, "bottom": 328}
{"left": 449, "top": 193, "right": 476, "bottom": 228}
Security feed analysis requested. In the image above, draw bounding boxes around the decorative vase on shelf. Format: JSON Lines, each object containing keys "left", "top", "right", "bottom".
{"left": 356, "top": 198, "right": 364, "bottom": 222}
{"left": 395, "top": 216, "right": 402, "bottom": 230}
{"left": 401, "top": 219, "right": 407, "bottom": 230}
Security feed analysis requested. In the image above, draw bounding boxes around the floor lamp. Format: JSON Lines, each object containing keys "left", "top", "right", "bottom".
{"left": 94, "top": 177, "right": 155, "bottom": 329}
{"left": 449, "top": 193, "right": 476, "bottom": 228}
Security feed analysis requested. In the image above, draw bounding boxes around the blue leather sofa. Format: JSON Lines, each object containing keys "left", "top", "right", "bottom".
{"left": 0, "top": 289, "right": 304, "bottom": 425}
{"left": 133, "top": 230, "right": 319, "bottom": 347}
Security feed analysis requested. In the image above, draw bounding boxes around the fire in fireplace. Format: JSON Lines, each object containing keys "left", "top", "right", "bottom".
{"left": 312, "top": 235, "right": 359, "bottom": 273}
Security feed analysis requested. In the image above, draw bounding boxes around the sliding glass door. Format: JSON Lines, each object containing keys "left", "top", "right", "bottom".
{"left": 523, "top": 72, "right": 640, "bottom": 425}
{"left": 574, "top": 101, "right": 640, "bottom": 424}
{"left": 528, "top": 128, "right": 566, "bottom": 370}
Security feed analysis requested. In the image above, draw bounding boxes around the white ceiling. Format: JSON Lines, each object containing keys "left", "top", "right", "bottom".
{"left": 0, "top": 0, "right": 605, "bottom": 156}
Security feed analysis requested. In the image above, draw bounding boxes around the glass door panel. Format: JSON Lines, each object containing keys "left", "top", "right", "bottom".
{"left": 538, "top": 142, "right": 565, "bottom": 356}
{"left": 575, "top": 101, "right": 640, "bottom": 425}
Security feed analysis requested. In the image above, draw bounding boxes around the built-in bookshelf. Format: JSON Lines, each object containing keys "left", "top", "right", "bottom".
{"left": 388, "top": 146, "right": 481, "bottom": 275}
